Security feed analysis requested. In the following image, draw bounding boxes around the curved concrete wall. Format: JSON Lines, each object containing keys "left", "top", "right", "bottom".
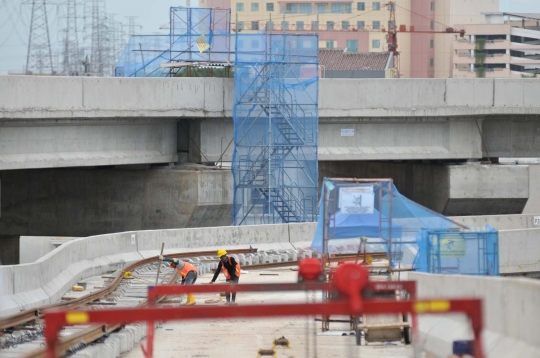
{"left": 2, "top": 213, "right": 540, "bottom": 317}
{"left": 0, "top": 223, "right": 295, "bottom": 317}
{"left": 409, "top": 272, "right": 540, "bottom": 358}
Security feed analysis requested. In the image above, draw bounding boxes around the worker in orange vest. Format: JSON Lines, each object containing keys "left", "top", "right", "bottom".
{"left": 159, "top": 255, "right": 198, "bottom": 305}
{"left": 209, "top": 249, "right": 241, "bottom": 305}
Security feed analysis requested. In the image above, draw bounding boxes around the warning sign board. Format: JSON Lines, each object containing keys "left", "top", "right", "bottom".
{"left": 440, "top": 238, "right": 466, "bottom": 258}
{"left": 339, "top": 186, "right": 374, "bottom": 214}
{"left": 196, "top": 34, "right": 211, "bottom": 53}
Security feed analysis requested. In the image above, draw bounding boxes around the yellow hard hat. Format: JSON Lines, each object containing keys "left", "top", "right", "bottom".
{"left": 217, "top": 249, "right": 227, "bottom": 258}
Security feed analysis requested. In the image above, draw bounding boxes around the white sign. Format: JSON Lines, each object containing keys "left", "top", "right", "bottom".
{"left": 534, "top": 216, "right": 540, "bottom": 226}
{"left": 131, "top": 234, "right": 136, "bottom": 245}
{"left": 341, "top": 129, "right": 355, "bottom": 137}
{"left": 339, "top": 186, "right": 375, "bottom": 214}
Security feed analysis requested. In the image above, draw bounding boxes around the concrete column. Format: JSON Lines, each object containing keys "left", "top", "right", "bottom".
{"left": 0, "top": 236, "right": 20, "bottom": 265}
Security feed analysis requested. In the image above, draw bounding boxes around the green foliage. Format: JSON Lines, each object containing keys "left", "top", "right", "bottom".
{"left": 475, "top": 38, "right": 486, "bottom": 51}
{"left": 174, "top": 67, "right": 233, "bottom": 78}
{"left": 475, "top": 67, "right": 486, "bottom": 78}
{"left": 474, "top": 51, "right": 486, "bottom": 65}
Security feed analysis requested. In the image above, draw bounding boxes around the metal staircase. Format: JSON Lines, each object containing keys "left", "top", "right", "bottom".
{"left": 232, "top": 34, "right": 318, "bottom": 225}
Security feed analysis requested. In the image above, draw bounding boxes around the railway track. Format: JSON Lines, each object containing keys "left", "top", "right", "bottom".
{"left": 0, "top": 247, "right": 385, "bottom": 357}
{"left": 0, "top": 248, "right": 256, "bottom": 358}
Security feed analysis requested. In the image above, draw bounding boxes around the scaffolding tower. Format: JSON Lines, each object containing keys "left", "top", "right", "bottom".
{"left": 232, "top": 33, "right": 319, "bottom": 225}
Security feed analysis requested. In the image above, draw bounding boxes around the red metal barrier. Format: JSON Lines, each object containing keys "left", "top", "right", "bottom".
{"left": 43, "top": 263, "right": 484, "bottom": 358}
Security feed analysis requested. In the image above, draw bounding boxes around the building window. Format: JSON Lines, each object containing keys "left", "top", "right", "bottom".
{"left": 373, "top": 1, "right": 380, "bottom": 10}
{"left": 252, "top": 21, "right": 259, "bottom": 30}
{"left": 430, "top": 39, "right": 434, "bottom": 48}
{"left": 389, "top": 20, "right": 395, "bottom": 29}
{"left": 266, "top": 21, "right": 274, "bottom": 30}
{"left": 317, "top": 3, "right": 326, "bottom": 13}
{"left": 326, "top": 40, "right": 334, "bottom": 48}
{"left": 357, "top": 2, "right": 365, "bottom": 10}
{"left": 327, "top": 21, "right": 334, "bottom": 30}
{"left": 296, "top": 21, "right": 304, "bottom": 30}
{"left": 430, "top": 58, "right": 434, "bottom": 67}
{"left": 372, "top": 39, "right": 380, "bottom": 48}
{"left": 311, "top": 20, "right": 319, "bottom": 30}
{"left": 331, "top": 3, "right": 343, "bottom": 12}
{"left": 266, "top": 2, "right": 274, "bottom": 11}
{"left": 342, "top": 21, "right": 350, "bottom": 30}
{"left": 430, "top": 21, "right": 434, "bottom": 30}
{"left": 236, "top": 2, "right": 244, "bottom": 11}
{"left": 300, "top": 3, "right": 312, "bottom": 13}
{"left": 286, "top": 3, "right": 298, "bottom": 13}
{"left": 345, "top": 3, "right": 352, "bottom": 12}
{"left": 251, "top": 2, "right": 259, "bottom": 11}
{"left": 346, "top": 39, "right": 358, "bottom": 52}
{"left": 430, "top": 1, "right": 434, "bottom": 11}
{"left": 237, "top": 21, "right": 244, "bottom": 30}
{"left": 357, "top": 20, "right": 365, "bottom": 29}
{"left": 373, "top": 20, "right": 380, "bottom": 30}
{"left": 281, "top": 21, "right": 289, "bottom": 30}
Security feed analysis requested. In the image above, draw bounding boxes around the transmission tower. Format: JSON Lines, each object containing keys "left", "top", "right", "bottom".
{"left": 25, "top": 0, "right": 55, "bottom": 74}
{"left": 125, "top": 16, "right": 141, "bottom": 37}
{"left": 62, "top": 0, "right": 83, "bottom": 75}
{"left": 87, "top": 0, "right": 106, "bottom": 76}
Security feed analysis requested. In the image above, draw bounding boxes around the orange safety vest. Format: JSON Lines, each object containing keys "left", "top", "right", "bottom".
{"left": 176, "top": 262, "right": 198, "bottom": 279}
{"left": 222, "top": 256, "right": 241, "bottom": 279}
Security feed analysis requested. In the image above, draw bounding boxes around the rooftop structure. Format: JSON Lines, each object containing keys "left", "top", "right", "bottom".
{"left": 318, "top": 49, "right": 394, "bottom": 77}
{"left": 453, "top": 13, "right": 540, "bottom": 78}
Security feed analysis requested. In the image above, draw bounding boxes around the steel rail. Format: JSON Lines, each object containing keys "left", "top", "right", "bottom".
{"left": 1, "top": 248, "right": 256, "bottom": 358}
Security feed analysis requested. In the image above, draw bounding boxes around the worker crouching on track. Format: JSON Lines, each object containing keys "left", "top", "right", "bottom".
{"left": 159, "top": 255, "right": 198, "bottom": 305}
{"left": 209, "top": 249, "right": 241, "bottom": 305}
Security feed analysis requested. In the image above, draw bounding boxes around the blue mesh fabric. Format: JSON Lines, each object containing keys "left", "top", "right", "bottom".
{"left": 115, "top": 7, "right": 233, "bottom": 77}
{"left": 232, "top": 33, "right": 319, "bottom": 225}
{"left": 311, "top": 178, "right": 499, "bottom": 276}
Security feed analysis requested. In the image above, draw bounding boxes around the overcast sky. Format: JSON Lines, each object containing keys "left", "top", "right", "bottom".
{"left": 0, "top": 0, "right": 538, "bottom": 74}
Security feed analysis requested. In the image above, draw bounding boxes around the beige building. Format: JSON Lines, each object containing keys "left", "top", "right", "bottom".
{"left": 453, "top": 13, "right": 540, "bottom": 78}
{"left": 199, "top": 0, "right": 498, "bottom": 78}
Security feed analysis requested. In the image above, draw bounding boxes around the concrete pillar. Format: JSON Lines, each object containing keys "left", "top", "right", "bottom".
{"left": 0, "top": 236, "right": 20, "bottom": 265}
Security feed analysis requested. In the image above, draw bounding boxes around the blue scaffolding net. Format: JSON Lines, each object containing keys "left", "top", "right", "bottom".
{"left": 115, "top": 7, "right": 233, "bottom": 77}
{"left": 311, "top": 178, "right": 499, "bottom": 276}
{"left": 232, "top": 33, "right": 319, "bottom": 225}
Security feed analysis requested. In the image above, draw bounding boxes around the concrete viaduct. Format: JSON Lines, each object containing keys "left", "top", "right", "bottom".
{"left": 1, "top": 76, "right": 540, "bottom": 264}
{"left": 2, "top": 76, "right": 540, "bottom": 169}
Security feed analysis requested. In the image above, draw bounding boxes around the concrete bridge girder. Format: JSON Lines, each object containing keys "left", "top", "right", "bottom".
{"left": 3, "top": 77, "right": 540, "bottom": 171}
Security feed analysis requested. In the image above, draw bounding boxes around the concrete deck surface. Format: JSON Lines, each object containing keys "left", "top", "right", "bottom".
{"left": 122, "top": 267, "right": 413, "bottom": 358}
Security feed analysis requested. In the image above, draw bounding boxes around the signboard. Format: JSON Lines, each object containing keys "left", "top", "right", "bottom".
{"left": 196, "top": 34, "right": 211, "bottom": 53}
{"left": 534, "top": 216, "right": 540, "bottom": 226}
{"left": 341, "top": 129, "right": 354, "bottom": 137}
{"left": 440, "top": 238, "right": 466, "bottom": 258}
{"left": 339, "top": 186, "right": 374, "bottom": 214}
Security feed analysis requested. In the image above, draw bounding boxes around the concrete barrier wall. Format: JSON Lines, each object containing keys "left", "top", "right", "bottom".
{"left": 409, "top": 272, "right": 540, "bottom": 358}
{"left": 0, "top": 223, "right": 301, "bottom": 317}
{"left": 499, "top": 228, "right": 540, "bottom": 274}
{"left": 0, "top": 76, "right": 231, "bottom": 119}
{"left": 2, "top": 213, "right": 540, "bottom": 316}
{"left": 451, "top": 213, "right": 540, "bottom": 230}
{"left": 2, "top": 77, "right": 540, "bottom": 120}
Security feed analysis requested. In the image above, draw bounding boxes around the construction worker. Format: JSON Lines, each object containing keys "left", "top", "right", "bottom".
{"left": 159, "top": 255, "right": 197, "bottom": 305}
{"left": 209, "top": 249, "right": 241, "bottom": 304}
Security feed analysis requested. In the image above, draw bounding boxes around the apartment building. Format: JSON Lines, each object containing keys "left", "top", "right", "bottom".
{"left": 199, "top": 0, "right": 498, "bottom": 78}
{"left": 453, "top": 13, "right": 540, "bottom": 78}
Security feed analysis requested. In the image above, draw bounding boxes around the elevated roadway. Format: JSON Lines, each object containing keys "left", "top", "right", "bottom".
{"left": 2, "top": 76, "right": 540, "bottom": 170}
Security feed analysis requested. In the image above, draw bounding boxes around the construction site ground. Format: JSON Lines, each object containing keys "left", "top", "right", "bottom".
{"left": 123, "top": 267, "right": 414, "bottom": 358}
